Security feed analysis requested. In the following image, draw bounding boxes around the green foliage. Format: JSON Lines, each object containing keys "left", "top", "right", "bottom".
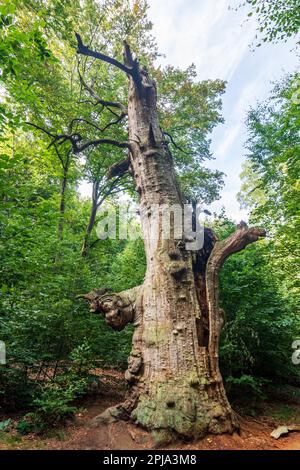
{"left": 210, "top": 216, "right": 300, "bottom": 399}
{"left": 156, "top": 65, "right": 225, "bottom": 202}
{"left": 32, "top": 378, "right": 84, "bottom": 427}
{"left": 0, "top": 419, "right": 12, "bottom": 432}
{"left": 16, "top": 367, "right": 89, "bottom": 433}
{"left": 225, "top": 374, "right": 268, "bottom": 400}
{"left": 107, "top": 239, "right": 146, "bottom": 291}
{"left": 221, "top": 75, "right": 300, "bottom": 401}
{"left": 242, "top": 0, "right": 300, "bottom": 46}
{"left": 16, "top": 417, "right": 35, "bottom": 435}
{"left": 239, "top": 74, "right": 300, "bottom": 313}
{"left": 265, "top": 403, "right": 300, "bottom": 423}
{"left": 0, "top": 0, "right": 298, "bottom": 431}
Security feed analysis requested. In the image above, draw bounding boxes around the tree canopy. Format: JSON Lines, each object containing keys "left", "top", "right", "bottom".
{"left": 0, "top": 0, "right": 299, "bottom": 436}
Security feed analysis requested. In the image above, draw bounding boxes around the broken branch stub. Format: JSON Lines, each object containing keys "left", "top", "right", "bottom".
{"left": 80, "top": 286, "right": 141, "bottom": 331}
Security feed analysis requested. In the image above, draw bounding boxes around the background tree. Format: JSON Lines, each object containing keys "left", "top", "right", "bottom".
{"left": 241, "top": 0, "right": 300, "bottom": 47}
{"left": 238, "top": 74, "right": 300, "bottom": 309}
{"left": 80, "top": 147, "right": 134, "bottom": 257}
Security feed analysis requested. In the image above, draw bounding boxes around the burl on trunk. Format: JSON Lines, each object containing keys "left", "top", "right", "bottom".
{"left": 76, "top": 36, "right": 266, "bottom": 444}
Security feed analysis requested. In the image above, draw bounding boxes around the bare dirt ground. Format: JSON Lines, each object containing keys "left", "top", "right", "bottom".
{"left": 1, "top": 369, "right": 300, "bottom": 451}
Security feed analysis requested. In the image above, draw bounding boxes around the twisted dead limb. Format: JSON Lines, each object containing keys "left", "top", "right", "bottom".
{"left": 206, "top": 222, "right": 266, "bottom": 378}
{"left": 78, "top": 285, "right": 141, "bottom": 331}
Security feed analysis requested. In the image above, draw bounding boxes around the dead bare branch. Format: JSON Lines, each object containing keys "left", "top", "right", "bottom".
{"left": 74, "top": 138, "right": 131, "bottom": 154}
{"left": 75, "top": 32, "right": 133, "bottom": 76}
{"left": 27, "top": 122, "right": 131, "bottom": 154}
{"left": 69, "top": 113, "right": 126, "bottom": 135}
{"left": 163, "top": 131, "right": 189, "bottom": 155}
{"left": 77, "top": 68, "right": 127, "bottom": 114}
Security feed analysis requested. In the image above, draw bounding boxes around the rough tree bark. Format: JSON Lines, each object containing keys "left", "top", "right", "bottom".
{"left": 75, "top": 36, "right": 266, "bottom": 445}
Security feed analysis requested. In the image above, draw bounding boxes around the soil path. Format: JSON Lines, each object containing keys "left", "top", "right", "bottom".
{"left": 1, "top": 370, "right": 300, "bottom": 451}
{"left": 42, "top": 401, "right": 300, "bottom": 451}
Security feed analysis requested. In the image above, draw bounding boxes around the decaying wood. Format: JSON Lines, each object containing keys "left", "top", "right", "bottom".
{"left": 75, "top": 34, "right": 266, "bottom": 445}
{"left": 206, "top": 223, "right": 266, "bottom": 378}
{"left": 107, "top": 158, "right": 131, "bottom": 179}
{"left": 80, "top": 286, "right": 140, "bottom": 331}
{"left": 270, "top": 425, "right": 300, "bottom": 439}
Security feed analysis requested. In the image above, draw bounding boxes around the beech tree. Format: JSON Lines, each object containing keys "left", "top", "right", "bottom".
{"left": 68, "top": 35, "right": 266, "bottom": 444}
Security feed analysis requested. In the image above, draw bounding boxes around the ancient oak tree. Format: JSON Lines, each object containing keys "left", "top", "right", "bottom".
{"left": 75, "top": 35, "right": 265, "bottom": 444}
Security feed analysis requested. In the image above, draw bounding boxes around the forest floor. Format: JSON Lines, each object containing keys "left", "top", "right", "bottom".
{"left": 1, "top": 369, "right": 300, "bottom": 451}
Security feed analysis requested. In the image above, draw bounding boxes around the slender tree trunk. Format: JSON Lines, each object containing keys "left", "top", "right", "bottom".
{"left": 81, "top": 178, "right": 119, "bottom": 257}
{"left": 76, "top": 38, "right": 266, "bottom": 445}
{"left": 81, "top": 196, "right": 98, "bottom": 257}
{"left": 58, "top": 170, "right": 68, "bottom": 241}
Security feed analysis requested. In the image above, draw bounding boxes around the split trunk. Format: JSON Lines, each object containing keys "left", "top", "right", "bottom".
{"left": 80, "top": 43, "right": 265, "bottom": 444}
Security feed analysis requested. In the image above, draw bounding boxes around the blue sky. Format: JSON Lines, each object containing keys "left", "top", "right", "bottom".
{"left": 147, "top": 0, "right": 299, "bottom": 220}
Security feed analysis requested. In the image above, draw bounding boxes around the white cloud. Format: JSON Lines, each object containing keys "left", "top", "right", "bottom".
{"left": 148, "top": 0, "right": 257, "bottom": 81}
{"left": 78, "top": 180, "right": 92, "bottom": 199}
{"left": 147, "top": 0, "right": 298, "bottom": 221}
{"left": 208, "top": 191, "right": 249, "bottom": 222}
{"left": 214, "top": 123, "right": 241, "bottom": 161}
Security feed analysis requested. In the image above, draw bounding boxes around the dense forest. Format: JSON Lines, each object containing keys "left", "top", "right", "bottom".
{"left": 0, "top": 0, "right": 299, "bottom": 449}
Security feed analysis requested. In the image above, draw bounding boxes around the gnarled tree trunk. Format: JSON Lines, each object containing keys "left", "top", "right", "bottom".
{"left": 75, "top": 36, "right": 266, "bottom": 445}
